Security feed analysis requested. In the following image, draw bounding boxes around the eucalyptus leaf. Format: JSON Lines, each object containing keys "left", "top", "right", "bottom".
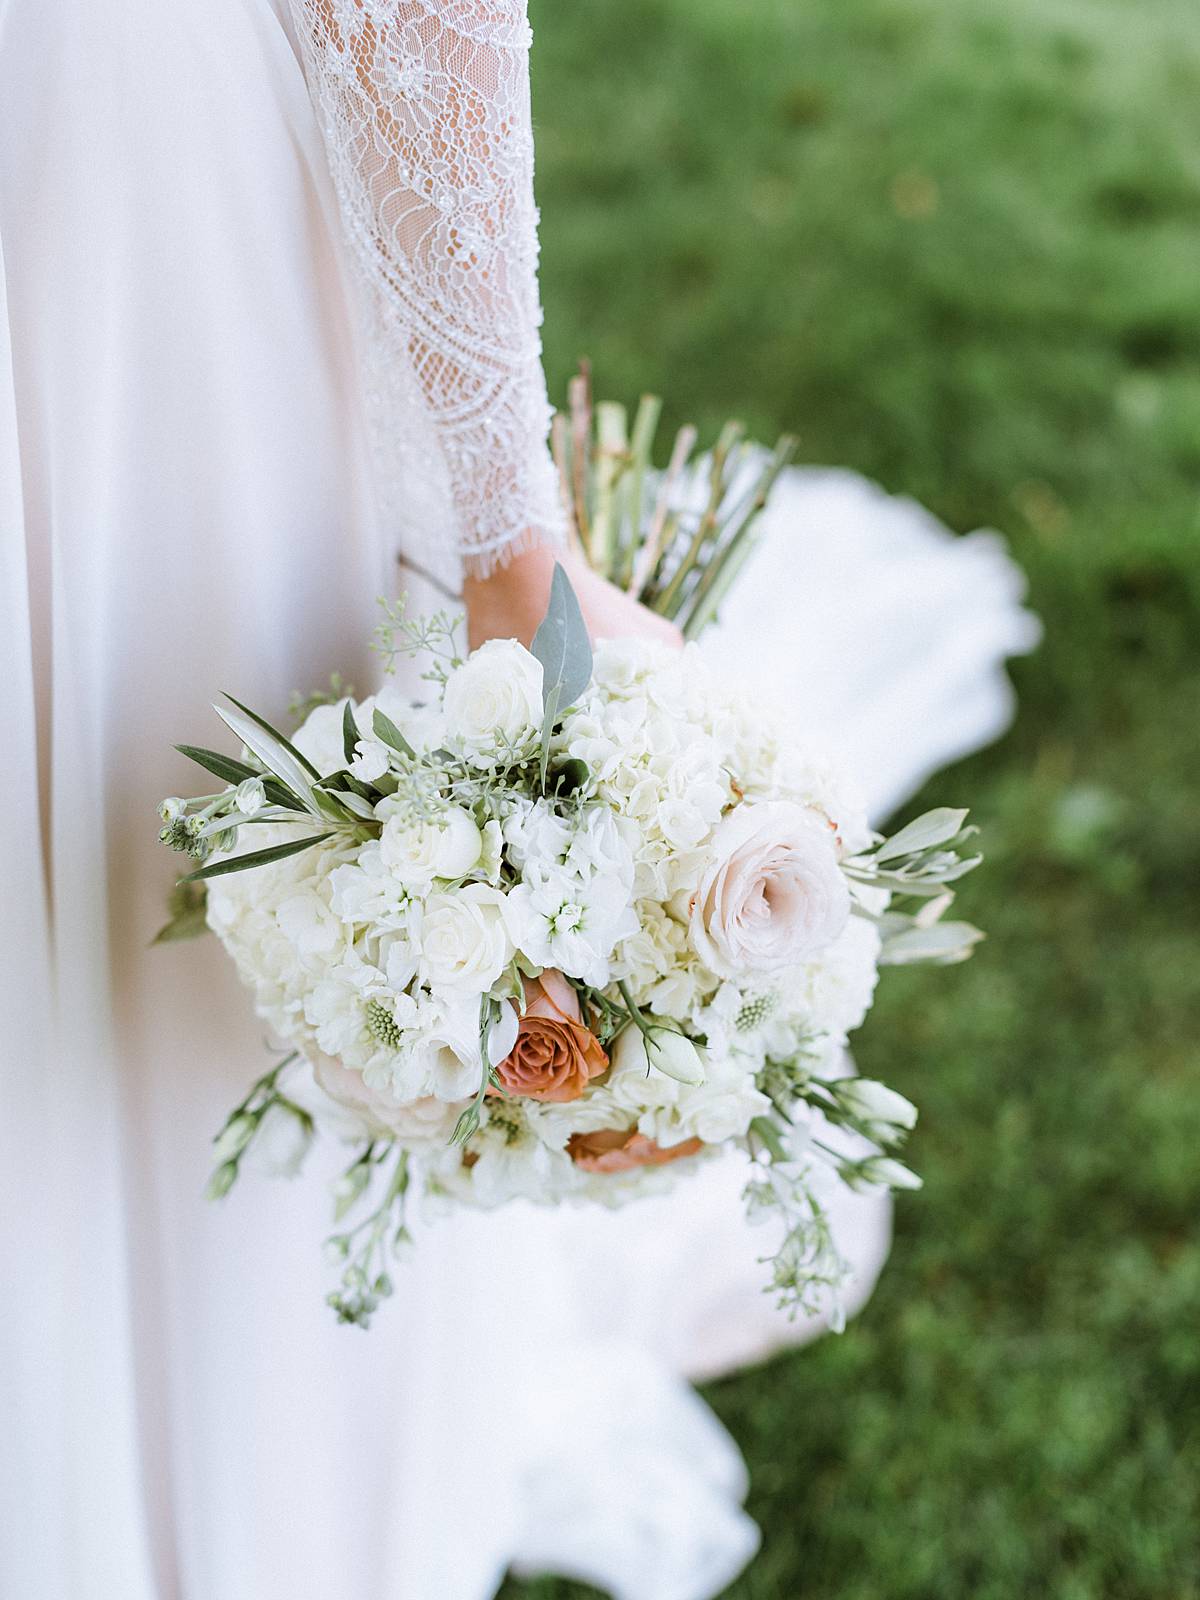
{"left": 151, "top": 882, "right": 209, "bottom": 944}
{"left": 373, "top": 708, "right": 416, "bottom": 760}
{"left": 876, "top": 808, "right": 969, "bottom": 863}
{"left": 878, "top": 921, "right": 985, "bottom": 965}
{"left": 182, "top": 832, "right": 333, "bottom": 883}
{"left": 531, "top": 563, "right": 592, "bottom": 785}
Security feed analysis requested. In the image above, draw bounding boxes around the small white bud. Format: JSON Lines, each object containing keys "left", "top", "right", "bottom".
{"left": 212, "top": 1113, "right": 256, "bottom": 1165}
{"left": 613, "top": 1024, "right": 706, "bottom": 1086}
{"left": 159, "top": 796, "right": 186, "bottom": 822}
{"left": 235, "top": 777, "right": 266, "bottom": 816}
{"left": 842, "top": 1155, "right": 923, "bottom": 1193}
{"left": 833, "top": 1079, "right": 918, "bottom": 1139}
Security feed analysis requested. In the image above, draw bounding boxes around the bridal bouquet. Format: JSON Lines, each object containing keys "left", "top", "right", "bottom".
{"left": 158, "top": 383, "right": 983, "bottom": 1328}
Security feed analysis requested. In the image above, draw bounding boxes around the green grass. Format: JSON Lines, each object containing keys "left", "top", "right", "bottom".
{"left": 501, "top": 0, "right": 1200, "bottom": 1595}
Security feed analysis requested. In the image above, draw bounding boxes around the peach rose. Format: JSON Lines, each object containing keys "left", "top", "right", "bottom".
{"left": 566, "top": 1126, "right": 704, "bottom": 1173}
{"left": 689, "top": 800, "right": 850, "bottom": 978}
{"left": 493, "top": 970, "right": 608, "bottom": 1103}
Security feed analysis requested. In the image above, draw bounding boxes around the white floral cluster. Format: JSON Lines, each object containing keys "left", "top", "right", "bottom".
{"left": 167, "top": 615, "right": 980, "bottom": 1326}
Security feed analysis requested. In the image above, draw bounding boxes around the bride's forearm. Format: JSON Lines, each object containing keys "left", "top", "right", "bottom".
{"left": 463, "top": 540, "right": 683, "bottom": 652}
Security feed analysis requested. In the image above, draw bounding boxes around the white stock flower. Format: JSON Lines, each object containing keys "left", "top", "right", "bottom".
{"left": 415, "top": 883, "right": 513, "bottom": 996}
{"left": 328, "top": 843, "right": 407, "bottom": 927}
{"left": 689, "top": 801, "right": 850, "bottom": 978}
{"left": 378, "top": 802, "right": 482, "bottom": 889}
{"left": 350, "top": 738, "right": 390, "bottom": 782}
{"left": 443, "top": 639, "right": 543, "bottom": 761}
{"left": 505, "top": 864, "right": 637, "bottom": 988}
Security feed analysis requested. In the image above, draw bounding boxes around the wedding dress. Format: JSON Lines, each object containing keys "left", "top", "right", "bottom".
{"left": 0, "top": 3, "right": 1037, "bottom": 1598}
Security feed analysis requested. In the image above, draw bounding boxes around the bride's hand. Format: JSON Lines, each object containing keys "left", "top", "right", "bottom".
{"left": 463, "top": 542, "right": 684, "bottom": 653}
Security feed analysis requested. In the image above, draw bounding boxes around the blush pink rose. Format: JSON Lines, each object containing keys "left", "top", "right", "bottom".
{"left": 689, "top": 800, "right": 850, "bottom": 977}
{"left": 493, "top": 971, "right": 608, "bottom": 1104}
{"left": 566, "top": 1126, "right": 704, "bottom": 1173}
{"left": 309, "top": 1049, "right": 460, "bottom": 1142}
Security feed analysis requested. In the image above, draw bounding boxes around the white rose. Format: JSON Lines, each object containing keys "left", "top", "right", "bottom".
{"left": 378, "top": 803, "right": 482, "bottom": 889}
{"left": 689, "top": 801, "right": 850, "bottom": 978}
{"left": 416, "top": 883, "right": 513, "bottom": 996}
{"left": 442, "top": 639, "right": 543, "bottom": 761}
{"left": 504, "top": 864, "right": 637, "bottom": 989}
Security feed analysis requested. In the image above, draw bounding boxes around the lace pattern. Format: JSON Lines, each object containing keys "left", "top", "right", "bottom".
{"left": 290, "top": 0, "right": 566, "bottom": 584}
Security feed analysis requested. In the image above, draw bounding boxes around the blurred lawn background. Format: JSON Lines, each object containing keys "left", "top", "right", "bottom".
{"left": 503, "top": 0, "right": 1200, "bottom": 1596}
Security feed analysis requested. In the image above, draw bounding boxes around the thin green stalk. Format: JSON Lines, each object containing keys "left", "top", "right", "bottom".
{"left": 655, "top": 420, "right": 745, "bottom": 619}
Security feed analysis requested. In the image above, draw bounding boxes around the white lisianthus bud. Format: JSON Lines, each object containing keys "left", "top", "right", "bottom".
{"left": 442, "top": 638, "right": 544, "bottom": 762}
{"left": 243, "top": 1102, "right": 312, "bottom": 1178}
{"left": 613, "top": 1023, "right": 706, "bottom": 1086}
{"left": 378, "top": 804, "right": 483, "bottom": 889}
{"left": 486, "top": 999, "right": 520, "bottom": 1067}
{"left": 833, "top": 1078, "right": 918, "bottom": 1140}
{"left": 235, "top": 777, "right": 266, "bottom": 816}
{"left": 212, "top": 1112, "right": 256, "bottom": 1165}
{"left": 350, "top": 738, "right": 390, "bottom": 783}
{"left": 841, "top": 1155, "right": 923, "bottom": 1193}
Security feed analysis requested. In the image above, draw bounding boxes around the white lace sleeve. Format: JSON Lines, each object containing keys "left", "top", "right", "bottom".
{"left": 289, "top": 0, "right": 566, "bottom": 585}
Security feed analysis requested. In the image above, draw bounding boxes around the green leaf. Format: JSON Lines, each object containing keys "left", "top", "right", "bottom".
{"left": 372, "top": 708, "right": 417, "bottom": 760}
{"left": 224, "top": 694, "right": 321, "bottom": 778}
{"left": 878, "top": 921, "right": 985, "bottom": 965}
{"left": 182, "top": 832, "right": 333, "bottom": 882}
{"left": 342, "top": 700, "right": 358, "bottom": 766}
{"left": 175, "top": 745, "right": 296, "bottom": 811}
{"left": 151, "top": 881, "right": 209, "bottom": 944}
{"left": 214, "top": 700, "right": 319, "bottom": 811}
{"left": 876, "top": 808, "right": 970, "bottom": 863}
{"left": 530, "top": 563, "right": 593, "bottom": 786}
{"left": 322, "top": 788, "right": 377, "bottom": 822}
{"left": 553, "top": 757, "right": 590, "bottom": 796}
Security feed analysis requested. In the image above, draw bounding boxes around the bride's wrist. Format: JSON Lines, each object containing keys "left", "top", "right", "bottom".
{"left": 463, "top": 539, "right": 560, "bottom": 605}
{"left": 462, "top": 537, "right": 568, "bottom": 648}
